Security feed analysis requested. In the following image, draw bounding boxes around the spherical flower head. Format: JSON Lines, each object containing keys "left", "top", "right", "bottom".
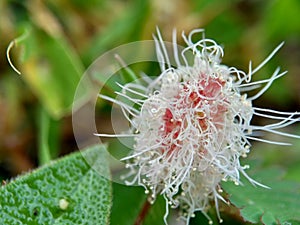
{"left": 98, "top": 28, "right": 300, "bottom": 224}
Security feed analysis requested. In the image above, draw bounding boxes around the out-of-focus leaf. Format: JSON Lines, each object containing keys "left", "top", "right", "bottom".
{"left": 67, "top": 0, "right": 105, "bottom": 9}
{"left": 222, "top": 167, "right": 300, "bottom": 225}
{"left": 111, "top": 183, "right": 168, "bottom": 225}
{"left": 143, "top": 195, "right": 166, "bottom": 225}
{"left": 0, "top": 145, "right": 111, "bottom": 225}
{"left": 263, "top": 0, "right": 300, "bottom": 40}
{"left": 0, "top": 74, "right": 25, "bottom": 128}
{"left": 109, "top": 138, "right": 167, "bottom": 225}
{"left": 191, "top": 0, "right": 237, "bottom": 11}
{"left": 110, "top": 183, "right": 146, "bottom": 225}
{"left": 82, "top": 0, "right": 150, "bottom": 65}
{"left": 288, "top": 221, "right": 300, "bottom": 225}
{"left": 208, "top": 14, "right": 244, "bottom": 43}
{"left": 259, "top": 0, "right": 300, "bottom": 105}
{"left": 12, "top": 25, "right": 84, "bottom": 118}
{"left": 286, "top": 160, "right": 300, "bottom": 182}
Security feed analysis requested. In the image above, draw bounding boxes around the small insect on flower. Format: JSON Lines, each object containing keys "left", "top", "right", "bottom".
{"left": 97, "top": 28, "right": 300, "bottom": 224}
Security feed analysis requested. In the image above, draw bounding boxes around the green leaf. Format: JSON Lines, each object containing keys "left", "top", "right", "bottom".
{"left": 285, "top": 141, "right": 300, "bottom": 182}
{"left": 143, "top": 195, "right": 166, "bottom": 225}
{"left": 12, "top": 25, "right": 84, "bottom": 118}
{"left": 110, "top": 183, "right": 146, "bottom": 225}
{"left": 0, "top": 145, "right": 112, "bottom": 225}
{"left": 110, "top": 182, "right": 167, "bottom": 225}
{"left": 286, "top": 163, "right": 300, "bottom": 182}
{"left": 222, "top": 167, "right": 300, "bottom": 225}
{"left": 262, "top": 0, "right": 300, "bottom": 40}
{"left": 82, "top": 0, "right": 150, "bottom": 65}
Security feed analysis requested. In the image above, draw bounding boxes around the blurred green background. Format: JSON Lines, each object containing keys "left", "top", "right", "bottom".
{"left": 0, "top": 0, "right": 299, "bottom": 184}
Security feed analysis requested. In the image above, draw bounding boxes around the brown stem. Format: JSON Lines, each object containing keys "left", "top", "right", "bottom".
{"left": 134, "top": 200, "right": 152, "bottom": 225}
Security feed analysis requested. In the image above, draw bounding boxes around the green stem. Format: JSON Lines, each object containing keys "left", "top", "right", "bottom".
{"left": 37, "top": 106, "right": 52, "bottom": 165}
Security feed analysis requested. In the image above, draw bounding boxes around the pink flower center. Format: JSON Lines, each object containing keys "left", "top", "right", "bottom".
{"left": 160, "top": 76, "right": 227, "bottom": 153}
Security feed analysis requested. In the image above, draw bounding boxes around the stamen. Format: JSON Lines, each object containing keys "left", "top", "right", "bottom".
{"left": 246, "top": 136, "right": 291, "bottom": 146}
{"left": 250, "top": 42, "right": 284, "bottom": 76}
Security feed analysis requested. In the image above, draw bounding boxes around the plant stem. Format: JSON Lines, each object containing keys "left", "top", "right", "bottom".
{"left": 134, "top": 200, "right": 151, "bottom": 225}
{"left": 38, "top": 107, "right": 52, "bottom": 165}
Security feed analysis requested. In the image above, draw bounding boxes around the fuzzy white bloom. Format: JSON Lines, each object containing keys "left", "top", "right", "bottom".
{"left": 97, "top": 28, "right": 300, "bottom": 224}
